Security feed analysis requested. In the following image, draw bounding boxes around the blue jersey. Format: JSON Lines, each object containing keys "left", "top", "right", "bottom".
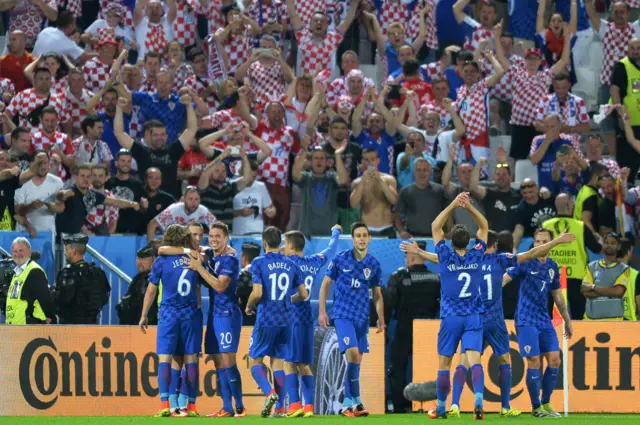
{"left": 251, "top": 252, "right": 302, "bottom": 328}
{"left": 508, "top": 0, "right": 538, "bottom": 40}
{"left": 209, "top": 251, "right": 240, "bottom": 317}
{"left": 326, "top": 249, "right": 381, "bottom": 324}
{"left": 480, "top": 252, "right": 518, "bottom": 324}
{"left": 288, "top": 229, "right": 340, "bottom": 326}
{"left": 436, "top": 240, "right": 486, "bottom": 318}
{"left": 508, "top": 258, "right": 560, "bottom": 327}
{"left": 149, "top": 255, "right": 201, "bottom": 309}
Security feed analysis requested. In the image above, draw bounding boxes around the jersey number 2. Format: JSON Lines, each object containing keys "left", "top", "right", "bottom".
{"left": 458, "top": 272, "right": 472, "bottom": 298}
{"left": 269, "top": 273, "right": 290, "bottom": 300}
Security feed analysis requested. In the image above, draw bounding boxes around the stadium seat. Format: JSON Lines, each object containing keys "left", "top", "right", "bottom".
{"left": 514, "top": 159, "right": 538, "bottom": 184}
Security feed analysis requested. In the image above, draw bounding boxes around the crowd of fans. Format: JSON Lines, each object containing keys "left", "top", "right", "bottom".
{"left": 0, "top": 0, "right": 640, "bottom": 247}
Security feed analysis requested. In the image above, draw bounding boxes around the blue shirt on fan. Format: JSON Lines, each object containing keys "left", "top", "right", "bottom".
{"left": 326, "top": 249, "right": 381, "bottom": 324}
{"left": 436, "top": 239, "right": 487, "bottom": 318}
{"left": 250, "top": 252, "right": 303, "bottom": 328}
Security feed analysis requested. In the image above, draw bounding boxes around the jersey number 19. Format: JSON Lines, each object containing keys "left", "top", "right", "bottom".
{"left": 269, "top": 273, "right": 290, "bottom": 300}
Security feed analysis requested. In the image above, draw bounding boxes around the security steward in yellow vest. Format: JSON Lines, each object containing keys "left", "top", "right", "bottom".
{"left": 5, "top": 237, "right": 56, "bottom": 324}
{"left": 581, "top": 233, "right": 629, "bottom": 320}
{"left": 610, "top": 42, "right": 640, "bottom": 179}
{"left": 618, "top": 238, "right": 640, "bottom": 321}
{"left": 573, "top": 162, "right": 607, "bottom": 239}
{"left": 543, "top": 193, "right": 602, "bottom": 319}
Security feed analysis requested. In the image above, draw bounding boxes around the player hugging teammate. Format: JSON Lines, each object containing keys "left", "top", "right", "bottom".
{"left": 425, "top": 192, "right": 574, "bottom": 420}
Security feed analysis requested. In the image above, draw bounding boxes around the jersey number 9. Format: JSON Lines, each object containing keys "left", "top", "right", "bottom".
{"left": 269, "top": 272, "right": 290, "bottom": 300}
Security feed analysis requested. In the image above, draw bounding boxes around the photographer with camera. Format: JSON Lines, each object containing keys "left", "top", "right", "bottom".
{"left": 4, "top": 237, "right": 56, "bottom": 325}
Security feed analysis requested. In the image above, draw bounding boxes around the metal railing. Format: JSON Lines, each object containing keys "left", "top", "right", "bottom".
{"left": 85, "top": 244, "right": 131, "bottom": 325}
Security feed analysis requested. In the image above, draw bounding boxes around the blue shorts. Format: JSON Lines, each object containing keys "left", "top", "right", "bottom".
{"left": 204, "top": 310, "right": 243, "bottom": 354}
{"left": 335, "top": 319, "right": 369, "bottom": 354}
{"left": 482, "top": 320, "right": 510, "bottom": 357}
{"left": 437, "top": 314, "right": 483, "bottom": 357}
{"left": 157, "top": 305, "right": 203, "bottom": 356}
{"left": 516, "top": 324, "right": 559, "bottom": 358}
{"left": 286, "top": 324, "right": 314, "bottom": 364}
{"left": 249, "top": 326, "right": 290, "bottom": 359}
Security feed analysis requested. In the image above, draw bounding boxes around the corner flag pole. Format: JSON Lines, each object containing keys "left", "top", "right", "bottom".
{"left": 553, "top": 266, "right": 569, "bottom": 417}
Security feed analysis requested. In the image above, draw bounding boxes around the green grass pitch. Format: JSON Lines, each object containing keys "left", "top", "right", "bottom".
{"left": 2, "top": 414, "right": 640, "bottom": 425}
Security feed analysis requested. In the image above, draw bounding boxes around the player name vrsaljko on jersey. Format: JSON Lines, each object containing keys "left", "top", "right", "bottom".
{"left": 436, "top": 240, "right": 486, "bottom": 318}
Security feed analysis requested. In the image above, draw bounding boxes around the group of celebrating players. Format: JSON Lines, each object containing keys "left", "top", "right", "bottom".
{"left": 137, "top": 190, "right": 576, "bottom": 419}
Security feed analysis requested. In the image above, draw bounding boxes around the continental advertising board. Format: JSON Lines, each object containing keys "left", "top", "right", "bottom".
{"left": 0, "top": 326, "right": 384, "bottom": 416}
{"left": 413, "top": 320, "right": 640, "bottom": 413}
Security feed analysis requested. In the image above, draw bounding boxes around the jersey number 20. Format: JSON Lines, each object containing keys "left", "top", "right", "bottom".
{"left": 269, "top": 273, "right": 290, "bottom": 300}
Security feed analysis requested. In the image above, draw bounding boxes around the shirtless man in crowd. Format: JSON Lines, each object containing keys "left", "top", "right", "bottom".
{"left": 350, "top": 148, "right": 399, "bottom": 237}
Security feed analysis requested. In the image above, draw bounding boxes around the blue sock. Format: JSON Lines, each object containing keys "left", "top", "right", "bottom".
{"left": 301, "top": 375, "right": 315, "bottom": 406}
{"left": 178, "top": 369, "right": 188, "bottom": 408}
{"left": 185, "top": 362, "right": 199, "bottom": 404}
{"left": 273, "top": 370, "right": 286, "bottom": 411}
{"left": 436, "top": 370, "right": 451, "bottom": 412}
{"left": 218, "top": 368, "right": 234, "bottom": 413}
{"left": 169, "top": 368, "right": 181, "bottom": 409}
{"left": 228, "top": 364, "right": 244, "bottom": 409}
{"left": 498, "top": 364, "right": 512, "bottom": 409}
{"left": 526, "top": 368, "right": 542, "bottom": 409}
{"left": 286, "top": 373, "right": 301, "bottom": 404}
{"left": 346, "top": 363, "right": 360, "bottom": 406}
{"left": 470, "top": 364, "right": 484, "bottom": 408}
{"left": 451, "top": 365, "right": 467, "bottom": 407}
{"left": 353, "top": 363, "right": 362, "bottom": 404}
{"left": 541, "top": 367, "right": 559, "bottom": 405}
{"left": 158, "top": 362, "right": 171, "bottom": 402}
{"left": 343, "top": 364, "right": 353, "bottom": 409}
{"left": 251, "top": 364, "right": 273, "bottom": 396}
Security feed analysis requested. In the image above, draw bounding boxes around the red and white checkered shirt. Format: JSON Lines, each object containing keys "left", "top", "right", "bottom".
{"left": 51, "top": 76, "right": 67, "bottom": 95}
{"left": 535, "top": 93, "right": 589, "bottom": 127}
{"left": 463, "top": 16, "right": 494, "bottom": 50}
{"left": 129, "top": 105, "right": 143, "bottom": 139}
{"left": 71, "top": 136, "right": 114, "bottom": 165}
{"left": 254, "top": 121, "right": 300, "bottom": 187}
{"left": 596, "top": 156, "right": 621, "bottom": 179}
{"left": 377, "top": 0, "right": 410, "bottom": 36}
{"left": 207, "top": 109, "right": 243, "bottom": 144}
{"left": 83, "top": 57, "right": 112, "bottom": 94}
{"left": 8, "top": 0, "right": 57, "bottom": 48}
{"left": 246, "top": 0, "right": 288, "bottom": 45}
{"left": 509, "top": 66, "right": 553, "bottom": 126}
{"left": 59, "top": 88, "right": 95, "bottom": 130}
{"left": 486, "top": 55, "right": 525, "bottom": 103}
{"left": 99, "top": 0, "right": 134, "bottom": 28}
{"left": 296, "top": 28, "right": 343, "bottom": 75}
{"left": 139, "top": 75, "right": 157, "bottom": 94}
{"left": 598, "top": 21, "right": 640, "bottom": 85}
{"left": 326, "top": 75, "right": 376, "bottom": 107}
{"left": 138, "top": 17, "right": 173, "bottom": 57}
{"left": 0, "top": 77, "right": 16, "bottom": 98}
{"left": 294, "top": 0, "right": 340, "bottom": 28}
{"left": 171, "top": 62, "right": 195, "bottom": 94}
{"left": 86, "top": 189, "right": 118, "bottom": 229}
{"left": 184, "top": 74, "right": 219, "bottom": 114}
{"left": 173, "top": 0, "right": 199, "bottom": 47}
{"left": 66, "top": 0, "right": 82, "bottom": 17}
{"left": 6, "top": 88, "right": 64, "bottom": 132}
{"left": 215, "top": 26, "right": 253, "bottom": 74}
{"left": 199, "top": 0, "right": 225, "bottom": 35}
{"left": 419, "top": 102, "right": 451, "bottom": 129}
{"left": 406, "top": 0, "right": 438, "bottom": 49}
{"left": 154, "top": 202, "right": 216, "bottom": 230}
{"left": 454, "top": 79, "right": 491, "bottom": 140}
{"left": 30, "top": 130, "right": 72, "bottom": 155}
{"left": 247, "top": 61, "right": 287, "bottom": 105}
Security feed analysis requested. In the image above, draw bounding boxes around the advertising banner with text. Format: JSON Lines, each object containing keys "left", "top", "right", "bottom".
{"left": 413, "top": 320, "right": 640, "bottom": 413}
{"left": 0, "top": 326, "right": 384, "bottom": 416}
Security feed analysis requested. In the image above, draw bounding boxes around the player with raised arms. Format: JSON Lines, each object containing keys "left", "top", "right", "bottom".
{"left": 139, "top": 224, "right": 204, "bottom": 418}
{"left": 185, "top": 221, "right": 246, "bottom": 417}
{"left": 402, "top": 229, "right": 575, "bottom": 417}
{"left": 428, "top": 192, "right": 488, "bottom": 420}
{"left": 283, "top": 225, "right": 342, "bottom": 417}
{"left": 318, "top": 222, "right": 385, "bottom": 417}
{"left": 503, "top": 228, "right": 573, "bottom": 418}
{"left": 246, "top": 226, "right": 309, "bottom": 417}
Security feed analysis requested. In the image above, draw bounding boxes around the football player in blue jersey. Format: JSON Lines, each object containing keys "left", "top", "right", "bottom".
{"left": 185, "top": 222, "right": 246, "bottom": 417}
{"left": 283, "top": 225, "right": 342, "bottom": 417}
{"left": 139, "top": 224, "right": 204, "bottom": 418}
{"left": 246, "top": 226, "right": 309, "bottom": 418}
{"left": 503, "top": 228, "right": 573, "bottom": 418}
{"left": 428, "top": 192, "right": 488, "bottom": 420}
{"left": 318, "top": 221, "right": 385, "bottom": 417}
{"left": 403, "top": 228, "right": 574, "bottom": 417}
